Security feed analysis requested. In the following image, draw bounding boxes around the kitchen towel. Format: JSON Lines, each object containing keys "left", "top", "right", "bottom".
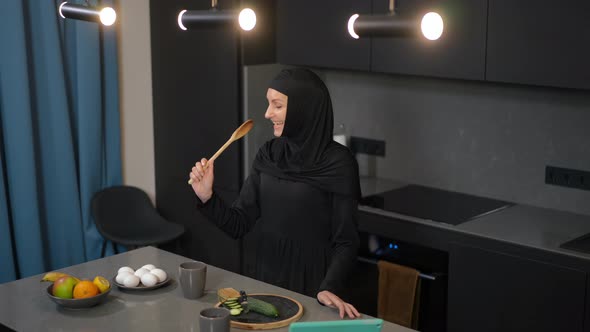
{"left": 377, "top": 260, "right": 421, "bottom": 328}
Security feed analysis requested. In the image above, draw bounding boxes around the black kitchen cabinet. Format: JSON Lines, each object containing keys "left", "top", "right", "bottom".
{"left": 150, "top": 0, "right": 243, "bottom": 273}
{"left": 241, "top": 0, "right": 276, "bottom": 65}
{"left": 585, "top": 277, "right": 590, "bottom": 332}
{"left": 370, "top": 0, "right": 487, "bottom": 80}
{"left": 448, "top": 243, "right": 586, "bottom": 332}
{"left": 486, "top": 0, "right": 590, "bottom": 90}
{"left": 276, "top": 0, "right": 371, "bottom": 71}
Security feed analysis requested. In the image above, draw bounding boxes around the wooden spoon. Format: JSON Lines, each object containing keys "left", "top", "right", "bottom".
{"left": 188, "top": 119, "right": 254, "bottom": 184}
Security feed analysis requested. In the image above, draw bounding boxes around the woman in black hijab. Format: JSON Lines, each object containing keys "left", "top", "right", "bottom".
{"left": 190, "top": 68, "right": 361, "bottom": 319}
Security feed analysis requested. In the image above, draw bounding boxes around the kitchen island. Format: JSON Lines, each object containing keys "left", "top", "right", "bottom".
{"left": 0, "top": 246, "right": 415, "bottom": 332}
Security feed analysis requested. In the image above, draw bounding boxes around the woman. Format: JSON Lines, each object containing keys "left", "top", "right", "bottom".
{"left": 189, "top": 68, "right": 361, "bottom": 319}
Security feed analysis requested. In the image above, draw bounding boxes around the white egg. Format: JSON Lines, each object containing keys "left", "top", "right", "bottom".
{"left": 134, "top": 268, "right": 150, "bottom": 278}
{"left": 141, "top": 273, "right": 159, "bottom": 287}
{"left": 116, "top": 272, "right": 133, "bottom": 284}
{"left": 150, "top": 269, "right": 167, "bottom": 282}
{"left": 123, "top": 274, "right": 140, "bottom": 287}
{"left": 118, "top": 266, "right": 134, "bottom": 274}
{"left": 141, "top": 264, "right": 156, "bottom": 271}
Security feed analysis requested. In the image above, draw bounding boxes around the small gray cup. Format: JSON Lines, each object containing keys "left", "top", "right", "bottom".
{"left": 179, "top": 261, "right": 207, "bottom": 299}
{"left": 200, "top": 307, "right": 230, "bottom": 332}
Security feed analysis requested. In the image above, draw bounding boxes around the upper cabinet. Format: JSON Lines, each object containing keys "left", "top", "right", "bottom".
{"left": 276, "top": 0, "right": 371, "bottom": 71}
{"left": 275, "top": 0, "right": 590, "bottom": 90}
{"left": 241, "top": 0, "right": 276, "bottom": 65}
{"left": 371, "top": 0, "right": 488, "bottom": 80}
{"left": 486, "top": 0, "right": 590, "bottom": 90}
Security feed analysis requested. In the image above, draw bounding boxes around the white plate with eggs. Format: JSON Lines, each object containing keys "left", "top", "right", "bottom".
{"left": 113, "top": 264, "right": 171, "bottom": 291}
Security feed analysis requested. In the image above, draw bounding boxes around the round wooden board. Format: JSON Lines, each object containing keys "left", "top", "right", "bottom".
{"left": 215, "top": 293, "right": 304, "bottom": 330}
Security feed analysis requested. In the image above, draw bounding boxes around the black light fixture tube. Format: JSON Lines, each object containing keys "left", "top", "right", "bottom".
{"left": 179, "top": 9, "right": 237, "bottom": 29}
{"left": 177, "top": 0, "right": 256, "bottom": 32}
{"left": 348, "top": 0, "right": 443, "bottom": 40}
{"left": 58, "top": 2, "right": 117, "bottom": 26}
{"left": 60, "top": 2, "right": 101, "bottom": 22}
{"left": 354, "top": 14, "right": 418, "bottom": 38}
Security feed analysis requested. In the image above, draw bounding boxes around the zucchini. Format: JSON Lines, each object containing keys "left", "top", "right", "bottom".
{"left": 248, "top": 297, "right": 279, "bottom": 318}
{"left": 218, "top": 288, "right": 279, "bottom": 318}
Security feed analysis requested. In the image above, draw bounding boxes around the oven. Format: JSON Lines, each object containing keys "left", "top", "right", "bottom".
{"left": 344, "top": 184, "right": 512, "bottom": 331}
{"left": 345, "top": 231, "right": 449, "bottom": 332}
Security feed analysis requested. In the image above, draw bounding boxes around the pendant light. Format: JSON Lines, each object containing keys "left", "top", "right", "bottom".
{"left": 348, "top": 0, "right": 443, "bottom": 41}
{"left": 178, "top": 0, "right": 256, "bottom": 31}
{"left": 58, "top": 1, "right": 117, "bottom": 26}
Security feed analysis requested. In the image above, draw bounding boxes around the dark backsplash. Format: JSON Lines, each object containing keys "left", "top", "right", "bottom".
{"left": 244, "top": 65, "right": 590, "bottom": 216}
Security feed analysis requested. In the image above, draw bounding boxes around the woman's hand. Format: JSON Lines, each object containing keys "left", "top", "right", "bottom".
{"left": 189, "top": 158, "right": 215, "bottom": 203}
{"left": 317, "top": 290, "right": 361, "bottom": 319}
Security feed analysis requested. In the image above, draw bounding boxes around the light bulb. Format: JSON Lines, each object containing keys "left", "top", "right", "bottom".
{"left": 99, "top": 7, "right": 117, "bottom": 26}
{"left": 421, "top": 12, "right": 443, "bottom": 40}
{"left": 58, "top": 2, "right": 67, "bottom": 19}
{"left": 238, "top": 8, "right": 256, "bottom": 31}
{"left": 178, "top": 10, "right": 188, "bottom": 30}
{"left": 348, "top": 14, "right": 360, "bottom": 39}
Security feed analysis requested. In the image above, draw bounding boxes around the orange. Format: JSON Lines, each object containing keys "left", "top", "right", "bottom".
{"left": 73, "top": 280, "right": 100, "bottom": 299}
{"left": 93, "top": 276, "right": 110, "bottom": 293}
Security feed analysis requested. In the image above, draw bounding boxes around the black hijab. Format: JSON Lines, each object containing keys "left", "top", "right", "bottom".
{"left": 252, "top": 68, "right": 360, "bottom": 198}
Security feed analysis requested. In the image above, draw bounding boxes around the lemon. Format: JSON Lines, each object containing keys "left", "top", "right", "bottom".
{"left": 93, "top": 276, "right": 110, "bottom": 293}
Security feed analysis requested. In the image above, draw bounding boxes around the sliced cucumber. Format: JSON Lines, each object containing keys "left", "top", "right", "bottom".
{"left": 230, "top": 308, "right": 242, "bottom": 316}
{"left": 223, "top": 299, "right": 243, "bottom": 311}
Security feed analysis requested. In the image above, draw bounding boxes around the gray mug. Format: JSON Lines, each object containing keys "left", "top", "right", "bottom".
{"left": 200, "top": 307, "right": 230, "bottom": 332}
{"left": 179, "top": 261, "right": 207, "bottom": 299}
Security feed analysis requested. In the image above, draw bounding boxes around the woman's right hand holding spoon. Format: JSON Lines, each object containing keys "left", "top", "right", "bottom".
{"left": 190, "top": 158, "right": 215, "bottom": 203}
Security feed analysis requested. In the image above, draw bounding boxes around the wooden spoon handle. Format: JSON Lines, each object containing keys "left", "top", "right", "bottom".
{"left": 187, "top": 137, "right": 235, "bottom": 184}
{"left": 208, "top": 138, "right": 234, "bottom": 165}
{"left": 188, "top": 119, "right": 253, "bottom": 185}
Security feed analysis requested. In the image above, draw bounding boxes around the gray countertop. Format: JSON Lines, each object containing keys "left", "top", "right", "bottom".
{"left": 359, "top": 176, "right": 590, "bottom": 262}
{"left": 0, "top": 246, "right": 415, "bottom": 332}
{"left": 458, "top": 204, "right": 590, "bottom": 259}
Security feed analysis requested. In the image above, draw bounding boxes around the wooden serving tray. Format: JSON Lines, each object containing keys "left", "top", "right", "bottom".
{"left": 216, "top": 293, "right": 304, "bottom": 330}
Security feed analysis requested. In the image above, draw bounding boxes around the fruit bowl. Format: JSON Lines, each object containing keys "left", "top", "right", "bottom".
{"left": 46, "top": 284, "right": 111, "bottom": 309}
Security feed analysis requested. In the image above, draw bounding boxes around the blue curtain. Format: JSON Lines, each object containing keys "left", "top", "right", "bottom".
{"left": 0, "top": 0, "right": 123, "bottom": 284}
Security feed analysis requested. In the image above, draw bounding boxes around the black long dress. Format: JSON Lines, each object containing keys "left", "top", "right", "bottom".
{"left": 197, "top": 68, "right": 361, "bottom": 297}
{"left": 198, "top": 168, "right": 359, "bottom": 297}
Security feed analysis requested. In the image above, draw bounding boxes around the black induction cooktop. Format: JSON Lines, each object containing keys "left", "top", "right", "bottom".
{"left": 360, "top": 184, "right": 513, "bottom": 225}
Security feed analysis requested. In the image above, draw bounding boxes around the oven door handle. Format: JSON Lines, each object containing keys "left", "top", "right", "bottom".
{"left": 357, "top": 256, "right": 445, "bottom": 281}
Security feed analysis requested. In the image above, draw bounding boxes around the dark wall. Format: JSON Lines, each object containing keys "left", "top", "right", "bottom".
{"left": 150, "top": 0, "right": 243, "bottom": 272}
{"left": 322, "top": 70, "right": 590, "bottom": 216}
{"left": 244, "top": 65, "right": 590, "bottom": 217}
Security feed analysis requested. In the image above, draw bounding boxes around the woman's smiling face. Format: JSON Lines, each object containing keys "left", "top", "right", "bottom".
{"left": 265, "top": 88, "right": 288, "bottom": 137}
